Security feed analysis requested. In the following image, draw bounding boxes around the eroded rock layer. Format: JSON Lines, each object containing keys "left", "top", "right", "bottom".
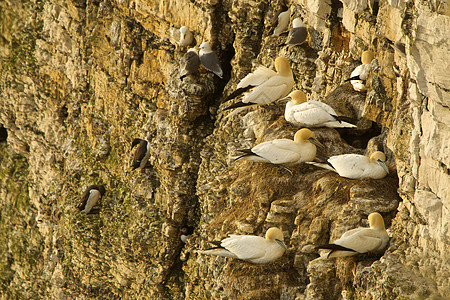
{"left": 0, "top": 0, "right": 448, "bottom": 299}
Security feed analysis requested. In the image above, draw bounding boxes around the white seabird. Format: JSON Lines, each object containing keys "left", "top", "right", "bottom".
{"left": 224, "top": 57, "right": 294, "bottom": 110}
{"left": 236, "top": 128, "right": 324, "bottom": 165}
{"left": 131, "top": 138, "right": 151, "bottom": 171}
{"left": 223, "top": 65, "right": 276, "bottom": 103}
{"left": 286, "top": 18, "right": 309, "bottom": 46}
{"left": 280, "top": 90, "right": 357, "bottom": 128}
{"left": 77, "top": 185, "right": 106, "bottom": 214}
{"left": 317, "top": 212, "right": 389, "bottom": 258}
{"left": 199, "top": 42, "right": 223, "bottom": 78}
{"left": 272, "top": 8, "right": 290, "bottom": 36}
{"left": 347, "top": 50, "right": 375, "bottom": 92}
{"left": 179, "top": 26, "right": 194, "bottom": 47}
{"left": 196, "top": 227, "right": 287, "bottom": 264}
{"left": 180, "top": 48, "right": 200, "bottom": 80}
{"left": 308, "top": 151, "right": 389, "bottom": 179}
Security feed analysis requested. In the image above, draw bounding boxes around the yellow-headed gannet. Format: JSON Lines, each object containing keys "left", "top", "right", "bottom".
{"left": 196, "top": 227, "right": 287, "bottom": 264}
{"left": 317, "top": 212, "right": 389, "bottom": 258}
{"left": 224, "top": 57, "right": 294, "bottom": 110}
{"left": 308, "top": 151, "right": 389, "bottom": 179}
{"left": 179, "top": 26, "right": 194, "bottom": 47}
{"left": 286, "top": 18, "right": 309, "bottom": 46}
{"left": 280, "top": 90, "right": 357, "bottom": 128}
{"left": 199, "top": 42, "right": 223, "bottom": 78}
{"left": 346, "top": 50, "right": 374, "bottom": 92}
{"left": 180, "top": 48, "right": 200, "bottom": 80}
{"left": 131, "top": 138, "right": 151, "bottom": 170}
{"left": 236, "top": 128, "right": 324, "bottom": 164}
{"left": 77, "top": 185, "right": 106, "bottom": 214}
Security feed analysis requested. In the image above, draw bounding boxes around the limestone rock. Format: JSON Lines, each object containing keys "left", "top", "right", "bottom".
{"left": 0, "top": 0, "right": 449, "bottom": 298}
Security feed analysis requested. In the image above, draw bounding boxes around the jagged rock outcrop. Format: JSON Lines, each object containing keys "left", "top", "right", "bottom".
{"left": 0, "top": 0, "right": 448, "bottom": 299}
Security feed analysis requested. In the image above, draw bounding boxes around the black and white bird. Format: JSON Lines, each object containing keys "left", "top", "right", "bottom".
{"left": 131, "top": 138, "right": 151, "bottom": 171}
{"left": 77, "top": 185, "right": 106, "bottom": 214}
{"left": 180, "top": 48, "right": 200, "bottom": 80}
{"left": 317, "top": 212, "right": 389, "bottom": 258}
{"left": 279, "top": 90, "right": 357, "bottom": 128}
{"left": 180, "top": 226, "right": 195, "bottom": 243}
{"left": 235, "top": 128, "right": 324, "bottom": 165}
{"left": 346, "top": 50, "right": 375, "bottom": 91}
{"left": 196, "top": 227, "right": 287, "bottom": 264}
{"left": 224, "top": 57, "right": 294, "bottom": 110}
{"left": 199, "top": 42, "right": 223, "bottom": 78}
{"left": 307, "top": 151, "right": 389, "bottom": 180}
{"left": 286, "top": 18, "right": 309, "bottom": 46}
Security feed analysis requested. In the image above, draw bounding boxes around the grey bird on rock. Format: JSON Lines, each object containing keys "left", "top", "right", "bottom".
{"left": 199, "top": 42, "right": 223, "bottom": 78}
{"left": 286, "top": 18, "right": 309, "bottom": 46}
{"left": 180, "top": 48, "right": 200, "bottom": 80}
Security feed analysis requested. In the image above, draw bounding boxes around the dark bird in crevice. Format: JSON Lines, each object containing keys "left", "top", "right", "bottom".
{"left": 180, "top": 226, "right": 195, "bottom": 243}
{"left": 131, "top": 138, "right": 151, "bottom": 171}
{"left": 77, "top": 185, "right": 106, "bottom": 214}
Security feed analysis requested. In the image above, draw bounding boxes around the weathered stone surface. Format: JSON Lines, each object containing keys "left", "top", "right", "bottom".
{"left": 1, "top": 0, "right": 449, "bottom": 298}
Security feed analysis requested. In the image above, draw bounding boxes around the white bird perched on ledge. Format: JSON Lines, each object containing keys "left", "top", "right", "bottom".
{"left": 346, "top": 50, "right": 375, "bottom": 92}
{"left": 235, "top": 128, "right": 324, "bottom": 165}
{"left": 308, "top": 151, "right": 389, "bottom": 179}
{"left": 179, "top": 26, "right": 194, "bottom": 47}
{"left": 199, "top": 42, "right": 223, "bottom": 78}
{"left": 316, "top": 212, "right": 389, "bottom": 258}
{"left": 280, "top": 90, "right": 357, "bottom": 128}
{"left": 196, "top": 227, "right": 287, "bottom": 264}
{"left": 224, "top": 57, "right": 294, "bottom": 110}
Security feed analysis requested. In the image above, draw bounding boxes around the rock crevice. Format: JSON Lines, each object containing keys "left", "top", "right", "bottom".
{"left": 0, "top": 0, "right": 449, "bottom": 298}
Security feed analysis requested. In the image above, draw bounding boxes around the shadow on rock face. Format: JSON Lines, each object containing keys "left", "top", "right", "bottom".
{"left": 0, "top": 125, "right": 7, "bottom": 143}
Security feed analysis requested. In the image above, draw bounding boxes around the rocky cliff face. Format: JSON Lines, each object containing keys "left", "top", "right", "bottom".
{"left": 0, "top": 0, "right": 448, "bottom": 299}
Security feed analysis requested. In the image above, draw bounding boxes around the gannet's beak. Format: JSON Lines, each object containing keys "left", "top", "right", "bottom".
{"left": 278, "top": 96, "right": 292, "bottom": 104}
{"left": 276, "top": 239, "right": 288, "bottom": 251}
{"left": 377, "top": 159, "right": 389, "bottom": 174}
{"left": 308, "top": 137, "right": 325, "bottom": 149}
